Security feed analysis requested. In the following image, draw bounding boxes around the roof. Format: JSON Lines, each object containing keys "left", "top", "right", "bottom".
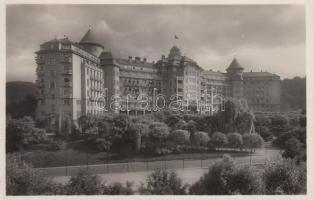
{"left": 116, "top": 58, "right": 155, "bottom": 69}
{"left": 80, "top": 27, "right": 103, "bottom": 47}
{"left": 226, "top": 58, "right": 244, "bottom": 71}
{"left": 243, "top": 71, "right": 280, "bottom": 78}
{"left": 202, "top": 70, "right": 227, "bottom": 77}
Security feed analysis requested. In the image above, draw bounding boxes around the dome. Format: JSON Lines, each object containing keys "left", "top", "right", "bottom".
{"left": 226, "top": 58, "right": 244, "bottom": 72}
{"left": 79, "top": 27, "right": 104, "bottom": 57}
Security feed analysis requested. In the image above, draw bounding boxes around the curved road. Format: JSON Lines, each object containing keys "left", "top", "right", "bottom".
{"left": 38, "top": 148, "right": 281, "bottom": 185}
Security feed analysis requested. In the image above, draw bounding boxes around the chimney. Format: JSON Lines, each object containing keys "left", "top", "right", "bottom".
{"left": 162, "top": 55, "right": 165, "bottom": 60}
{"left": 128, "top": 56, "right": 132, "bottom": 62}
{"left": 143, "top": 58, "right": 147, "bottom": 63}
{"left": 135, "top": 57, "right": 141, "bottom": 62}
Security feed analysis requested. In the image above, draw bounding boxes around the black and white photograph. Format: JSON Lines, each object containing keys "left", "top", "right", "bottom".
{"left": 3, "top": 1, "right": 311, "bottom": 197}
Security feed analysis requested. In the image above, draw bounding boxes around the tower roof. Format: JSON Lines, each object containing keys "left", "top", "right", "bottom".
{"left": 79, "top": 27, "right": 104, "bottom": 48}
{"left": 226, "top": 58, "right": 244, "bottom": 71}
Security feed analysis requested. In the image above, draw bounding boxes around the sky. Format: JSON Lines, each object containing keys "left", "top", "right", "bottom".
{"left": 6, "top": 4, "right": 305, "bottom": 82}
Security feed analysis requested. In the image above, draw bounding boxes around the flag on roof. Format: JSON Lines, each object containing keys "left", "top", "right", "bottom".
{"left": 174, "top": 35, "right": 179, "bottom": 39}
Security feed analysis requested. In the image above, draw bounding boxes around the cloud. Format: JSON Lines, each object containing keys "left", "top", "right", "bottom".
{"left": 6, "top": 4, "right": 305, "bottom": 82}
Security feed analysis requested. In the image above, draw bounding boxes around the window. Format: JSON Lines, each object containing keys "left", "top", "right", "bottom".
{"left": 76, "top": 100, "right": 81, "bottom": 105}
{"left": 64, "top": 99, "right": 70, "bottom": 105}
{"left": 49, "top": 81, "right": 56, "bottom": 89}
{"left": 48, "top": 57, "right": 55, "bottom": 64}
{"left": 49, "top": 70, "right": 56, "bottom": 77}
{"left": 51, "top": 94, "right": 55, "bottom": 99}
{"left": 64, "top": 78, "right": 70, "bottom": 83}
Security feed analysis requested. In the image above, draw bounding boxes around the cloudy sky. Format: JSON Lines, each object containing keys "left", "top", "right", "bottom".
{"left": 6, "top": 4, "right": 305, "bottom": 82}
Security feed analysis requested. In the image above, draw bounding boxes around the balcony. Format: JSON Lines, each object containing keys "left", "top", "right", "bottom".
{"left": 64, "top": 82, "right": 73, "bottom": 87}
{"left": 37, "top": 71, "right": 45, "bottom": 76}
{"left": 35, "top": 57, "right": 45, "bottom": 64}
{"left": 61, "top": 57, "right": 72, "bottom": 63}
{"left": 62, "top": 70, "right": 73, "bottom": 75}
{"left": 63, "top": 93, "right": 73, "bottom": 98}
{"left": 37, "top": 83, "right": 45, "bottom": 88}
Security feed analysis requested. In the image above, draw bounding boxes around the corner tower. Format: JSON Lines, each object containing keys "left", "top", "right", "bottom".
{"left": 226, "top": 58, "right": 244, "bottom": 99}
{"left": 79, "top": 26, "right": 104, "bottom": 57}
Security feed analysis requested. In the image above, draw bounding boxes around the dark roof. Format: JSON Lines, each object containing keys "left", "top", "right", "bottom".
{"left": 227, "top": 58, "right": 244, "bottom": 71}
{"left": 243, "top": 72, "right": 279, "bottom": 77}
{"left": 80, "top": 28, "right": 103, "bottom": 47}
{"left": 115, "top": 58, "right": 155, "bottom": 69}
{"left": 45, "top": 37, "right": 72, "bottom": 45}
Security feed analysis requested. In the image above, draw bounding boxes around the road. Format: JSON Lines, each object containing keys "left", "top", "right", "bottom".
{"left": 37, "top": 148, "right": 281, "bottom": 186}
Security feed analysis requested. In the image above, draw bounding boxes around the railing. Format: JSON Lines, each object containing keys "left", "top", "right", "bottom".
{"left": 64, "top": 82, "right": 73, "bottom": 87}
{"left": 62, "top": 70, "right": 73, "bottom": 75}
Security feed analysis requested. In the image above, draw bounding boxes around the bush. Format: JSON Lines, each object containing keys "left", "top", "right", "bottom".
{"left": 102, "top": 182, "right": 134, "bottom": 195}
{"left": 65, "top": 169, "right": 103, "bottom": 195}
{"left": 227, "top": 165, "right": 263, "bottom": 194}
{"left": 227, "top": 133, "right": 243, "bottom": 149}
{"left": 193, "top": 131, "right": 210, "bottom": 146}
{"left": 189, "top": 154, "right": 234, "bottom": 195}
{"left": 282, "top": 138, "right": 302, "bottom": 159}
{"left": 168, "top": 129, "right": 190, "bottom": 145}
{"left": 263, "top": 159, "right": 306, "bottom": 194}
{"left": 6, "top": 155, "right": 56, "bottom": 195}
{"left": 173, "top": 120, "right": 187, "bottom": 130}
{"left": 242, "top": 133, "right": 264, "bottom": 150}
{"left": 139, "top": 169, "right": 187, "bottom": 195}
{"left": 256, "top": 125, "right": 272, "bottom": 141}
{"left": 190, "top": 154, "right": 263, "bottom": 195}
{"left": 210, "top": 132, "right": 228, "bottom": 149}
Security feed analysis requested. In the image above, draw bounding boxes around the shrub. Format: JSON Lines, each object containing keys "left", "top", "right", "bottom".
{"left": 65, "top": 169, "right": 103, "bottom": 195}
{"left": 6, "top": 155, "right": 56, "bottom": 195}
{"left": 282, "top": 138, "right": 302, "bottom": 159}
{"left": 189, "top": 154, "right": 234, "bottom": 195}
{"left": 193, "top": 131, "right": 210, "bottom": 146}
{"left": 227, "top": 165, "right": 263, "bottom": 194}
{"left": 126, "top": 122, "right": 149, "bottom": 151}
{"left": 210, "top": 132, "right": 228, "bottom": 149}
{"left": 227, "top": 133, "right": 243, "bottom": 149}
{"left": 242, "top": 133, "right": 264, "bottom": 150}
{"left": 263, "top": 159, "right": 306, "bottom": 194}
{"left": 174, "top": 120, "right": 187, "bottom": 130}
{"left": 168, "top": 129, "right": 190, "bottom": 145}
{"left": 102, "top": 182, "right": 134, "bottom": 195}
{"left": 139, "top": 169, "right": 187, "bottom": 195}
{"left": 148, "top": 122, "right": 170, "bottom": 140}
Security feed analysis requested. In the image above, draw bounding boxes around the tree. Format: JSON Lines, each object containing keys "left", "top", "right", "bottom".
{"left": 256, "top": 125, "right": 272, "bottom": 141}
{"left": 173, "top": 119, "right": 187, "bottom": 130}
{"left": 210, "top": 132, "right": 228, "bottom": 149}
{"left": 145, "top": 122, "right": 170, "bottom": 155}
{"left": 193, "top": 131, "right": 210, "bottom": 146}
{"left": 126, "top": 122, "right": 149, "bottom": 151}
{"left": 78, "top": 115, "right": 97, "bottom": 134}
{"left": 168, "top": 129, "right": 190, "bottom": 145}
{"left": 299, "top": 116, "right": 306, "bottom": 127}
{"left": 189, "top": 154, "right": 235, "bottom": 195}
{"left": 6, "top": 116, "right": 44, "bottom": 152}
{"left": 139, "top": 169, "right": 187, "bottom": 195}
{"left": 227, "top": 133, "right": 243, "bottom": 149}
{"left": 282, "top": 138, "right": 302, "bottom": 159}
{"left": 263, "top": 159, "right": 306, "bottom": 194}
{"left": 242, "top": 133, "right": 264, "bottom": 151}
{"left": 148, "top": 122, "right": 170, "bottom": 140}
{"left": 6, "top": 155, "right": 56, "bottom": 195}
